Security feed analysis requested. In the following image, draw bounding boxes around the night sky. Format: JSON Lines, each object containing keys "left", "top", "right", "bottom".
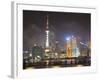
{"left": 23, "top": 10, "right": 91, "bottom": 49}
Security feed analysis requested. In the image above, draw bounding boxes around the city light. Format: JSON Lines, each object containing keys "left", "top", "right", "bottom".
{"left": 66, "top": 37, "right": 70, "bottom": 41}
{"left": 23, "top": 11, "right": 91, "bottom": 69}
{"left": 45, "top": 49, "right": 50, "bottom": 52}
{"left": 80, "top": 42, "right": 88, "bottom": 47}
{"left": 80, "top": 42, "right": 84, "bottom": 45}
{"left": 46, "top": 30, "right": 50, "bottom": 48}
{"left": 72, "top": 35, "right": 74, "bottom": 38}
{"left": 66, "top": 35, "right": 74, "bottom": 41}
{"left": 29, "top": 53, "right": 32, "bottom": 57}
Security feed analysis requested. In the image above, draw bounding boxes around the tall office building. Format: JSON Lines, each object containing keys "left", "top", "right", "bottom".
{"left": 66, "top": 37, "right": 72, "bottom": 58}
{"left": 66, "top": 36, "right": 80, "bottom": 58}
{"left": 32, "top": 45, "right": 44, "bottom": 62}
{"left": 71, "top": 36, "right": 80, "bottom": 57}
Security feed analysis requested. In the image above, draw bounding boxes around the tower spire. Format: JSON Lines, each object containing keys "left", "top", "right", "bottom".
{"left": 45, "top": 14, "right": 50, "bottom": 48}
{"left": 46, "top": 15, "right": 49, "bottom": 30}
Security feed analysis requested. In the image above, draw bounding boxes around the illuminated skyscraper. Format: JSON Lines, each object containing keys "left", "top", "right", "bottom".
{"left": 71, "top": 36, "right": 80, "bottom": 57}
{"left": 66, "top": 37, "right": 72, "bottom": 58}
{"left": 66, "top": 36, "right": 80, "bottom": 58}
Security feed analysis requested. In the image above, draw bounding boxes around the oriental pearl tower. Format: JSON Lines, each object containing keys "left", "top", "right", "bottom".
{"left": 45, "top": 15, "right": 50, "bottom": 53}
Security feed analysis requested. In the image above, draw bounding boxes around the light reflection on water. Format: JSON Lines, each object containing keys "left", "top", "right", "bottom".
{"left": 25, "top": 65, "right": 84, "bottom": 70}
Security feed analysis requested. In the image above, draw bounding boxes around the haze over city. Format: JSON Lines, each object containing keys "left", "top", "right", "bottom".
{"left": 23, "top": 10, "right": 91, "bottom": 69}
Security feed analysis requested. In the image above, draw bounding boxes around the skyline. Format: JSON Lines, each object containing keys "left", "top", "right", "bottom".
{"left": 23, "top": 10, "right": 91, "bottom": 49}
